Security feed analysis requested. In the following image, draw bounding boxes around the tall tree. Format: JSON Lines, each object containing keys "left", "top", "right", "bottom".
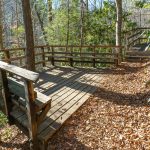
{"left": 0, "top": 0, "right": 3, "bottom": 49}
{"left": 66, "top": 0, "right": 70, "bottom": 47}
{"left": 116, "top": 0, "right": 122, "bottom": 51}
{"left": 48, "top": 0, "right": 52, "bottom": 22}
{"left": 80, "top": 0, "right": 84, "bottom": 46}
{"left": 22, "top": 0, "right": 35, "bottom": 71}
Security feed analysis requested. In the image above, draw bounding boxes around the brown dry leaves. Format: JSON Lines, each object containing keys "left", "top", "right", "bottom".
{"left": 48, "top": 62, "right": 150, "bottom": 150}
{"left": 1, "top": 62, "right": 150, "bottom": 150}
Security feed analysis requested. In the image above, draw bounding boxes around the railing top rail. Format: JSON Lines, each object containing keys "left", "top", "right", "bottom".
{"left": 127, "top": 30, "right": 146, "bottom": 40}
{"left": 124, "top": 27, "right": 150, "bottom": 34}
{"left": 0, "top": 61, "right": 39, "bottom": 82}
{"left": 0, "top": 47, "right": 26, "bottom": 52}
{"left": 34, "top": 45, "right": 124, "bottom": 48}
{"left": 0, "top": 45, "right": 124, "bottom": 51}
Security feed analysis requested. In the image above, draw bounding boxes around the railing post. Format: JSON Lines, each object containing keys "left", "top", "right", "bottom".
{"left": 4, "top": 50, "right": 11, "bottom": 64}
{"left": 114, "top": 53, "right": 119, "bottom": 66}
{"left": 93, "top": 46, "right": 96, "bottom": 68}
{"left": 51, "top": 46, "right": 54, "bottom": 66}
{"left": 41, "top": 47, "right": 46, "bottom": 67}
{"left": 0, "top": 69, "right": 13, "bottom": 122}
{"left": 70, "top": 47, "right": 73, "bottom": 67}
{"left": 24, "top": 80, "right": 38, "bottom": 150}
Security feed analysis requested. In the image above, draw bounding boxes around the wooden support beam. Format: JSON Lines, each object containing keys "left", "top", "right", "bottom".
{"left": 69, "top": 47, "right": 73, "bottom": 67}
{"left": 93, "top": 47, "right": 96, "bottom": 68}
{"left": 22, "top": 0, "right": 35, "bottom": 71}
{"left": 51, "top": 47, "right": 54, "bottom": 66}
{"left": 37, "top": 103, "right": 51, "bottom": 125}
{"left": 0, "top": 70, "right": 13, "bottom": 122}
{"left": 24, "top": 80, "right": 38, "bottom": 150}
{"left": 41, "top": 47, "right": 46, "bottom": 67}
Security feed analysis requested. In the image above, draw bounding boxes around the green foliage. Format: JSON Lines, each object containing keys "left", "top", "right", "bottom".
{"left": 11, "top": 25, "right": 24, "bottom": 37}
{"left": 0, "top": 111, "right": 7, "bottom": 128}
{"left": 45, "top": 1, "right": 137, "bottom": 46}
{"left": 134, "top": 0, "right": 150, "bottom": 8}
{"left": 143, "top": 3, "right": 150, "bottom": 8}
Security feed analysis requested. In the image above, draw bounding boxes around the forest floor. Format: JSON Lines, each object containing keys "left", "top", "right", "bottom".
{"left": 0, "top": 62, "right": 150, "bottom": 150}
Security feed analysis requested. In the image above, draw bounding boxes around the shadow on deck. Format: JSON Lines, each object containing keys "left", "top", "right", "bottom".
{"left": 33, "top": 66, "right": 102, "bottom": 144}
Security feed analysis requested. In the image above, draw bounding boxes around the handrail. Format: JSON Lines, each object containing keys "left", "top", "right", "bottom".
{"left": 0, "top": 45, "right": 124, "bottom": 51}
{"left": 128, "top": 31, "right": 146, "bottom": 46}
{"left": 0, "top": 45, "right": 121, "bottom": 67}
{"left": 34, "top": 45, "right": 124, "bottom": 48}
{"left": 124, "top": 27, "right": 150, "bottom": 34}
{"left": 0, "top": 61, "right": 39, "bottom": 82}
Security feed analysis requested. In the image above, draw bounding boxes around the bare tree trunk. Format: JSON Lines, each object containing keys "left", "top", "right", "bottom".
{"left": 0, "top": 0, "right": 3, "bottom": 49}
{"left": 116, "top": 0, "right": 122, "bottom": 62}
{"left": 34, "top": 3, "right": 49, "bottom": 45}
{"left": 80, "top": 0, "right": 84, "bottom": 46}
{"left": 86, "top": 0, "right": 88, "bottom": 11}
{"left": 34, "top": 0, "right": 52, "bottom": 45}
{"left": 116, "top": 0, "right": 122, "bottom": 48}
{"left": 48, "top": 0, "right": 52, "bottom": 22}
{"left": 15, "top": 0, "right": 20, "bottom": 47}
{"left": 66, "top": 0, "right": 70, "bottom": 47}
{"left": 22, "top": 0, "right": 35, "bottom": 71}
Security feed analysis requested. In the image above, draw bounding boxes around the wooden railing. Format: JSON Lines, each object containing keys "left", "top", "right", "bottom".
{"left": 125, "top": 27, "right": 150, "bottom": 52}
{"left": 0, "top": 45, "right": 123, "bottom": 69}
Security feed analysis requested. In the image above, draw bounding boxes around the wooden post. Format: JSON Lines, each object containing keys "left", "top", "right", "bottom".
{"left": 41, "top": 47, "right": 46, "bottom": 67}
{"left": 0, "top": 70, "right": 13, "bottom": 122}
{"left": 22, "top": 0, "right": 35, "bottom": 71}
{"left": 114, "top": 53, "right": 119, "bottom": 66}
{"left": 24, "top": 80, "right": 38, "bottom": 150}
{"left": 116, "top": 0, "right": 122, "bottom": 62}
{"left": 51, "top": 46, "right": 54, "bottom": 66}
{"left": 70, "top": 47, "right": 73, "bottom": 67}
{"left": 93, "top": 47, "right": 96, "bottom": 68}
{"left": 4, "top": 50, "right": 11, "bottom": 64}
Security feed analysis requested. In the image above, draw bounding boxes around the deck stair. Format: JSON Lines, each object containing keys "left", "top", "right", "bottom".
{"left": 125, "top": 28, "right": 150, "bottom": 62}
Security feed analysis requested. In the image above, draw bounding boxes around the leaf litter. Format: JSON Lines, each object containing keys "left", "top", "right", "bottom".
{"left": 1, "top": 62, "right": 150, "bottom": 150}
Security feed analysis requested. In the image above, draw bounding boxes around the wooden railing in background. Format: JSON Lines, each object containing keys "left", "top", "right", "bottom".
{"left": 125, "top": 27, "right": 150, "bottom": 52}
{"left": 0, "top": 45, "right": 123, "bottom": 69}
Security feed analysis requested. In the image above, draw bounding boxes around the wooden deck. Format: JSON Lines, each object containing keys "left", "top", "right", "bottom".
{"left": 11, "top": 66, "right": 102, "bottom": 144}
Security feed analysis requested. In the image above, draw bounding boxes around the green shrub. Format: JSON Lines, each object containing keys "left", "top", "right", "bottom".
{"left": 0, "top": 111, "right": 8, "bottom": 128}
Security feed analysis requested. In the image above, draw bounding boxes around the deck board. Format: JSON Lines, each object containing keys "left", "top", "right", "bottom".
{"left": 11, "top": 67, "right": 102, "bottom": 144}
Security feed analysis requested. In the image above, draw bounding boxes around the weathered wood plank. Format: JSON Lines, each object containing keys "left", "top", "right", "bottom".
{"left": 38, "top": 74, "right": 99, "bottom": 134}
{"left": 38, "top": 74, "right": 101, "bottom": 141}
{"left": 18, "top": 72, "right": 94, "bottom": 130}
{"left": 35, "top": 70, "right": 78, "bottom": 92}
{"left": 23, "top": 80, "right": 37, "bottom": 148}
{"left": 0, "top": 61, "right": 39, "bottom": 82}
{"left": 37, "top": 71, "right": 85, "bottom": 94}
{"left": 0, "top": 70, "right": 12, "bottom": 119}
{"left": 17, "top": 72, "right": 98, "bottom": 134}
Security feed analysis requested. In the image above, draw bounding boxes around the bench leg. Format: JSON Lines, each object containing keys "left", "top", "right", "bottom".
{"left": 38, "top": 140, "right": 48, "bottom": 150}
{"left": 29, "top": 139, "right": 39, "bottom": 150}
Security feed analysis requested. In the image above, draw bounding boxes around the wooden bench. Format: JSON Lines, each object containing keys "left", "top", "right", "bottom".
{"left": 0, "top": 61, "right": 51, "bottom": 150}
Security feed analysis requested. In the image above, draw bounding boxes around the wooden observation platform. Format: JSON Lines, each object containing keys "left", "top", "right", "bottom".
{"left": 11, "top": 66, "right": 101, "bottom": 149}
{"left": 0, "top": 45, "right": 120, "bottom": 149}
